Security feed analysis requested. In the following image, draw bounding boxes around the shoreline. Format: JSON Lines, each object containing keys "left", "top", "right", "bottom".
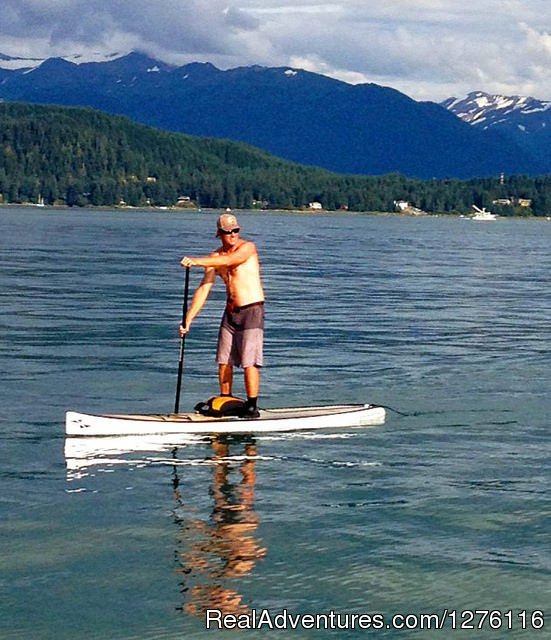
{"left": 1, "top": 203, "right": 550, "bottom": 219}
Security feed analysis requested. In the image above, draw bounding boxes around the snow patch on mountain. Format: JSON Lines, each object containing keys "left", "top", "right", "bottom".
{"left": 442, "top": 91, "right": 551, "bottom": 129}
{"left": 0, "top": 51, "right": 126, "bottom": 71}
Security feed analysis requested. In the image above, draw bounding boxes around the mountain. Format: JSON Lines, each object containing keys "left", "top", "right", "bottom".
{"left": 442, "top": 91, "right": 551, "bottom": 171}
{"left": 0, "top": 52, "right": 546, "bottom": 178}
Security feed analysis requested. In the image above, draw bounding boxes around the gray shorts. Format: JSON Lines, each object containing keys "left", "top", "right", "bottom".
{"left": 216, "top": 302, "right": 264, "bottom": 368}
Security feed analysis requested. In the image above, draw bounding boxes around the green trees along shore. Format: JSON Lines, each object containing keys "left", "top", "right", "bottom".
{"left": 1, "top": 102, "right": 550, "bottom": 215}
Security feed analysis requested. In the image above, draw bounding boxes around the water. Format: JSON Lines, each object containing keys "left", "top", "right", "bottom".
{"left": 1, "top": 207, "right": 549, "bottom": 638}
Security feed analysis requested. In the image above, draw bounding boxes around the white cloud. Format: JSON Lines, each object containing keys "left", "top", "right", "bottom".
{"left": 1, "top": 1, "right": 551, "bottom": 100}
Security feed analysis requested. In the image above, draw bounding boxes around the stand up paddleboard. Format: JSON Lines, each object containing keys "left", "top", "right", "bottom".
{"left": 65, "top": 269, "right": 385, "bottom": 438}
{"left": 65, "top": 404, "right": 385, "bottom": 437}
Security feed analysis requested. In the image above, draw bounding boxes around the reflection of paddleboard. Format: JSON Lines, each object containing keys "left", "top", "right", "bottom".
{"left": 65, "top": 404, "right": 385, "bottom": 436}
{"left": 63, "top": 434, "right": 274, "bottom": 475}
{"left": 63, "top": 434, "right": 208, "bottom": 475}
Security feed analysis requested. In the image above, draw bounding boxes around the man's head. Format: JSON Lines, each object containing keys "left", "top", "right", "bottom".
{"left": 216, "top": 213, "right": 240, "bottom": 238}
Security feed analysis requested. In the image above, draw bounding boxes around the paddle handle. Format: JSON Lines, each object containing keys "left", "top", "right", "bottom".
{"left": 174, "top": 267, "right": 190, "bottom": 414}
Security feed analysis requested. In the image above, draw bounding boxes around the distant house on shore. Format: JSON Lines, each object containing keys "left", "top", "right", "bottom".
{"left": 394, "top": 200, "right": 410, "bottom": 211}
{"left": 394, "top": 199, "right": 427, "bottom": 216}
{"left": 308, "top": 201, "right": 323, "bottom": 210}
{"left": 492, "top": 197, "right": 532, "bottom": 208}
{"left": 176, "top": 195, "right": 192, "bottom": 207}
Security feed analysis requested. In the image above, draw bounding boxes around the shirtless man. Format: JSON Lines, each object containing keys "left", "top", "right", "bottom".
{"left": 180, "top": 213, "right": 265, "bottom": 418}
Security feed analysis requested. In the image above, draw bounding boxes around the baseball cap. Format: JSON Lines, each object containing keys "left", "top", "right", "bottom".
{"left": 217, "top": 212, "right": 239, "bottom": 231}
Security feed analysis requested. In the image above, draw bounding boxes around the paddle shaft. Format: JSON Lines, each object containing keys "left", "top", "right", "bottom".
{"left": 174, "top": 267, "right": 190, "bottom": 414}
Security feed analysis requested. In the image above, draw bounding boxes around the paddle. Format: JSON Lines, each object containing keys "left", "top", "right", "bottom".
{"left": 174, "top": 267, "right": 190, "bottom": 414}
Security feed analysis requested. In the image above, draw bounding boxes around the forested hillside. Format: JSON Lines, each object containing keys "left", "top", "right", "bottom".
{"left": 1, "top": 102, "right": 550, "bottom": 215}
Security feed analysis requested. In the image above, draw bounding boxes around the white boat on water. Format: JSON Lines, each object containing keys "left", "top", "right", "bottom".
{"left": 471, "top": 205, "right": 497, "bottom": 221}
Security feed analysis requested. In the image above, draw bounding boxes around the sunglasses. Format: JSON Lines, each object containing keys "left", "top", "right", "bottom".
{"left": 219, "top": 227, "right": 240, "bottom": 235}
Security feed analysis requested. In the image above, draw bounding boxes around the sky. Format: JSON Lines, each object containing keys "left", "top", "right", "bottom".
{"left": 1, "top": 0, "right": 551, "bottom": 102}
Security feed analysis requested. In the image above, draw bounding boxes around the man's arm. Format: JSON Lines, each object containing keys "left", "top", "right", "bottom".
{"left": 181, "top": 241, "right": 256, "bottom": 269}
{"left": 179, "top": 267, "right": 216, "bottom": 334}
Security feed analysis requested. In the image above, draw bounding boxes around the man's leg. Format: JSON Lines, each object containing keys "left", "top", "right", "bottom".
{"left": 243, "top": 366, "right": 260, "bottom": 417}
{"left": 219, "top": 364, "right": 233, "bottom": 395}
{"left": 244, "top": 365, "right": 260, "bottom": 398}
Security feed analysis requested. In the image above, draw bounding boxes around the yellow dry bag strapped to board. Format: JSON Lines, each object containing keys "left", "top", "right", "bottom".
{"left": 194, "top": 395, "right": 246, "bottom": 417}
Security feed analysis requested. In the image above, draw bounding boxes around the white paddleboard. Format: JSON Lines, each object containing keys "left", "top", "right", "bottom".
{"left": 65, "top": 404, "right": 385, "bottom": 436}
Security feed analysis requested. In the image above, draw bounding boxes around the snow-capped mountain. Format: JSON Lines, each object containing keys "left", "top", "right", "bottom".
{"left": 442, "top": 91, "right": 551, "bottom": 170}
{"left": 442, "top": 91, "right": 551, "bottom": 129}
{"left": 0, "top": 52, "right": 548, "bottom": 177}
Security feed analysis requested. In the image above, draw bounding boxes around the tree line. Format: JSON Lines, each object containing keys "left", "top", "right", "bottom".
{"left": 1, "top": 102, "right": 550, "bottom": 215}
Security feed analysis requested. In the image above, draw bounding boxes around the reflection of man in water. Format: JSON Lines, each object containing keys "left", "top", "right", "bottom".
{"left": 174, "top": 437, "right": 266, "bottom": 618}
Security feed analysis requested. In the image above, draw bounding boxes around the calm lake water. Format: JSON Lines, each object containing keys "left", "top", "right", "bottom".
{"left": 1, "top": 207, "right": 549, "bottom": 638}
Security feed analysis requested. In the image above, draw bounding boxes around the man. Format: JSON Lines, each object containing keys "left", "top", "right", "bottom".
{"left": 180, "top": 213, "right": 265, "bottom": 418}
